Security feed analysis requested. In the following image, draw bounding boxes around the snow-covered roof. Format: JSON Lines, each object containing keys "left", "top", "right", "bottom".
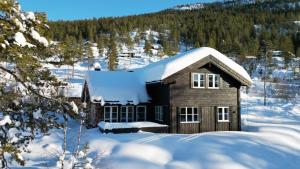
{"left": 138, "top": 47, "right": 252, "bottom": 85}
{"left": 86, "top": 71, "right": 150, "bottom": 105}
{"left": 85, "top": 47, "right": 252, "bottom": 105}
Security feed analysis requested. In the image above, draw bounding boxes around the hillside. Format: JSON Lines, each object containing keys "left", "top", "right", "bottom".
{"left": 48, "top": 0, "right": 300, "bottom": 60}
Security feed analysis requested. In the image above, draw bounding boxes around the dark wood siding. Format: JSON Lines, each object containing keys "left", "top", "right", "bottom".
{"left": 146, "top": 83, "right": 170, "bottom": 125}
{"left": 165, "top": 59, "right": 242, "bottom": 133}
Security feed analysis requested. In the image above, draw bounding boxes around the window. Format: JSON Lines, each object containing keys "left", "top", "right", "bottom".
{"left": 208, "top": 74, "right": 220, "bottom": 88}
{"left": 192, "top": 73, "right": 205, "bottom": 88}
{"left": 180, "top": 107, "right": 199, "bottom": 123}
{"left": 155, "top": 106, "right": 163, "bottom": 122}
{"left": 218, "top": 107, "right": 229, "bottom": 122}
{"left": 104, "top": 106, "right": 118, "bottom": 122}
{"left": 121, "top": 106, "right": 134, "bottom": 122}
{"left": 136, "top": 106, "right": 146, "bottom": 121}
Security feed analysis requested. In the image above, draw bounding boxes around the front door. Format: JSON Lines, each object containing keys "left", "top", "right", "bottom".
{"left": 201, "top": 106, "right": 216, "bottom": 132}
{"left": 121, "top": 106, "right": 134, "bottom": 122}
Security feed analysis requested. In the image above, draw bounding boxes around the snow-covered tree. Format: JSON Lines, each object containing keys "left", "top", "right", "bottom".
{"left": 0, "top": 1, "right": 69, "bottom": 167}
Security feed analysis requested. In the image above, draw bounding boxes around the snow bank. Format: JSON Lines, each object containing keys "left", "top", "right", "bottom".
{"left": 98, "top": 121, "right": 168, "bottom": 130}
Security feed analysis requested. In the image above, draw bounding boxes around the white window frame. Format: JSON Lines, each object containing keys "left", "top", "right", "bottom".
{"left": 136, "top": 106, "right": 146, "bottom": 121}
{"left": 120, "top": 106, "right": 134, "bottom": 122}
{"left": 218, "top": 107, "right": 229, "bottom": 122}
{"left": 179, "top": 107, "right": 199, "bottom": 123}
{"left": 191, "top": 73, "right": 205, "bottom": 88}
{"left": 208, "top": 74, "right": 220, "bottom": 89}
{"left": 155, "top": 106, "right": 164, "bottom": 122}
{"left": 104, "top": 106, "right": 118, "bottom": 122}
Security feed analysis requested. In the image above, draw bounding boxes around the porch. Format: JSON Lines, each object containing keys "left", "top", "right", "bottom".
{"left": 98, "top": 121, "right": 169, "bottom": 133}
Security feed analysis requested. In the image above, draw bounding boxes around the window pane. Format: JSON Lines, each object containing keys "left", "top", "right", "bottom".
{"left": 200, "top": 74, "right": 204, "bottom": 81}
{"left": 194, "top": 108, "right": 198, "bottom": 114}
{"left": 112, "top": 112, "right": 117, "bottom": 118}
{"left": 187, "top": 114, "right": 193, "bottom": 121}
{"left": 187, "top": 108, "right": 193, "bottom": 115}
{"left": 180, "top": 114, "right": 186, "bottom": 122}
{"left": 194, "top": 114, "right": 198, "bottom": 121}
{"left": 112, "top": 107, "right": 118, "bottom": 113}
{"left": 105, "top": 107, "right": 110, "bottom": 113}
{"left": 200, "top": 81, "right": 204, "bottom": 87}
{"left": 194, "top": 81, "right": 199, "bottom": 87}
{"left": 180, "top": 108, "right": 186, "bottom": 115}
{"left": 128, "top": 107, "right": 133, "bottom": 113}
{"left": 219, "top": 113, "right": 223, "bottom": 120}
{"left": 193, "top": 74, "right": 199, "bottom": 81}
{"left": 121, "top": 107, "right": 126, "bottom": 113}
{"left": 215, "top": 75, "right": 219, "bottom": 87}
{"left": 209, "top": 75, "right": 213, "bottom": 87}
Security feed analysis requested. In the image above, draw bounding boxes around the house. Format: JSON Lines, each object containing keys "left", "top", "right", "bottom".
{"left": 81, "top": 47, "right": 252, "bottom": 133}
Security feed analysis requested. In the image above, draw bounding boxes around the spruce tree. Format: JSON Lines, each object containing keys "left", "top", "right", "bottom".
{"left": 108, "top": 32, "right": 118, "bottom": 70}
{"left": 0, "top": 1, "right": 70, "bottom": 167}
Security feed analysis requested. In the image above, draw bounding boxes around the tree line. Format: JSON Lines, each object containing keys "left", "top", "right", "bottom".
{"left": 47, "top": 0, "right": 300, "bottom": 61}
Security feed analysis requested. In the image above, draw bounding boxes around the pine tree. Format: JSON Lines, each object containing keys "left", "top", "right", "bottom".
{"left": 84, "top": 42, "right": 94, "bottom": 70}
{"left": 108, "top": 32, "right": 118, "bottom": 70}
{"left": 0, "top": 1, "right": 70, "bottom": 167}
{"left": 144, "top": 39, "right": 152, "bottom": 55}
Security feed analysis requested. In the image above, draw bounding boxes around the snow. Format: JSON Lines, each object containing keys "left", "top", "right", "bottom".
{"left": 30, "top": 28, "right": 49, "bottom": 47}
{"left": 33, "top": 108, "right": 42, "bottom": 119}
{"left": 98, "top": 121, "right": 168, "bottom": 130}
{"left": 0, "top": 115, "right": 12, "bottom": 126}
{"left": 14, "top": 18, "right": 26, "bottom": 32}
{"left": 86, "top": 71, "right": 150, "bottom": 105}
{"left": 139, "top": 47, "right": 252, "bottom": 85}
{"left": 25, "top": 12, "right": 35, "bottom": 21}
{"left": 70, "top": 101, "right": 79, "bottom": 114}
{"left": 14, "top": 32, "right": 34, "bottom": 47}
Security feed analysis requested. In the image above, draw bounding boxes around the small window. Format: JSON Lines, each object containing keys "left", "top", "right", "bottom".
{"left": 180, "top": 107, "right": 199, "bottom": 123}
{"left": 155, "top": 106, "right": 163, "bottom": 122}
{"left": 104, "top": 106, "right": 118, "bottom": 122}
{"left": 218, "top": 107, "right": 229, "bottom": 122}
{"left": 208, "top": 74, "right": 220, "bottom": 88}
{"left": 192, "top": 73, "right": 205, "bottom": 88}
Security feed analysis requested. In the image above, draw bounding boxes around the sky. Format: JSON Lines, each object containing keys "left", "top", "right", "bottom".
{"left": 19, "top": 0, "right": 217, "bottom": 21}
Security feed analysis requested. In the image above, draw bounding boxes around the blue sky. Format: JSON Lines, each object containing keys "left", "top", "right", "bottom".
{"left": 19, "top": 0, "right": 217, "bottom": 21}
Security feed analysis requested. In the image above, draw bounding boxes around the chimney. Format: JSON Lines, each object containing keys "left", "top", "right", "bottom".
{"left": 94, "top": 62, "right": 101, "bottom": 71}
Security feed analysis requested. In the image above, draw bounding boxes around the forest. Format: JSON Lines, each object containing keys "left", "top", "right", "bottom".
{"left": 47, "top": 0, "right": 300, "bottom": 61}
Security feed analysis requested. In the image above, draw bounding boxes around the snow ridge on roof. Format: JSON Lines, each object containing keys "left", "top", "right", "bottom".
{"left": 138, "top": 47, "right": 253, "bottom": 84}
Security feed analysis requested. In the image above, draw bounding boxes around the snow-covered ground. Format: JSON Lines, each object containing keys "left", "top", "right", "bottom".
{"left": 16, "top": 91, "right": 300, "bottom": 169}
{"left": 11, "top": 56, "right": 300, "bottom": 169}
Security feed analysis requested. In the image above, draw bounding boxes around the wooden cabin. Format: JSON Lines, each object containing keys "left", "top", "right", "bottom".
{"left": 81, "top": 47, "right": 252, "bottom": 133}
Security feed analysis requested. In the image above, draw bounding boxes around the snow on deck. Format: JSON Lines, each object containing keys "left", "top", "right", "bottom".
{"left": 98, "top": 121, "right": 168, "bottom": 130}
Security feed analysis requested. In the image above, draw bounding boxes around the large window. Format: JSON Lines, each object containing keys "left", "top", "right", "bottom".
{"left": 136, "top": 106, "right": 146, "bottom": 121}
{"left": 180, "top": 107, "right": 199, "bottom": 123}
{"left": 121, "top": 106, "right": 134, "bottom": 122}
{"left": 192, "top": 73, "right": 205, "bottom": 88}
{"left": 208, "top": 74, "right": 220, "bottom": 88}
{"left": 155, "top": 106, "right": 163, "bottom": 122}
{"left": 104, "top": 106, "right": 118, "bottom": 122}
{"left": 218, "top": 107, "right": 229, "bottom": 122}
